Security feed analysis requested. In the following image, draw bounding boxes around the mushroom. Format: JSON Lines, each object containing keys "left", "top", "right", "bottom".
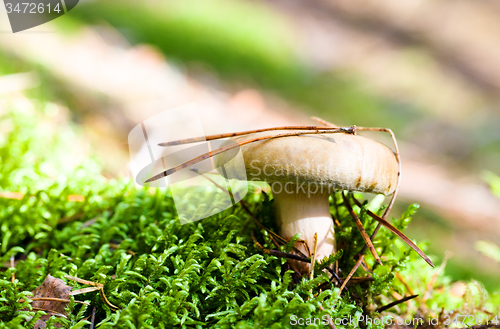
{"left": 215, "top": 132, "right": 399, "bottom": 275}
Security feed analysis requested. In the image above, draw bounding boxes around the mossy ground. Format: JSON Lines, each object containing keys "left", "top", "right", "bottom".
{"left": 1, "top": 97, "right": 499, "bottom": 328}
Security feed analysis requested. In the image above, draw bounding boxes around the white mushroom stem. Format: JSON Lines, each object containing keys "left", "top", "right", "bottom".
{"left": 273, "top": 187, "right": 335, "bottom": 275}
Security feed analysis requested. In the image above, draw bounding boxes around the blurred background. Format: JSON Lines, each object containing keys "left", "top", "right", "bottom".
{"left": 1, "top": 0, "right": 499, "bottom": 291}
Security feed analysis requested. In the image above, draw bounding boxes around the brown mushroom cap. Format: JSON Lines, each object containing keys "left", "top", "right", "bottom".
{"left": 216, "top": 133, "right": 399, "bottom": 195}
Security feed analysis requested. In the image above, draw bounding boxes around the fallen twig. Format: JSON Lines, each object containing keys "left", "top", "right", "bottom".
{"left": 339, "top": 255, "right": 364, "bottom": 295}
{"left": 66, "top": 275, "right": 119, "bottom": 310}
{"left": 343, "top": 193, "right": 382, "bottom": 265}
{"left": 375, "top": 294, "right": 418, "bottom": 313}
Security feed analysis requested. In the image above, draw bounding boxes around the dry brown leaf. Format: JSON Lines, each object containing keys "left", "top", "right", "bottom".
{"left": 29, "top": 274, "right": 73, "bottom": 329}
